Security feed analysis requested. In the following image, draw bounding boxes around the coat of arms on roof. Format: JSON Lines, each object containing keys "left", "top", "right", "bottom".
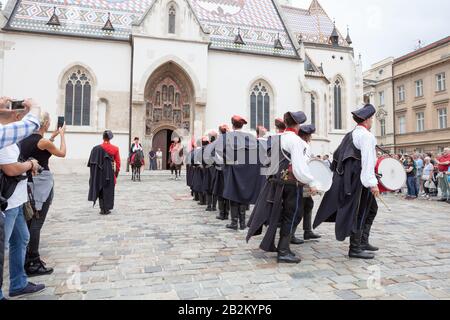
{"left": 46, "top": 7, "right": 60, "bottom": 26}
{"left": 196, "top": 0, "right": 246, "bottom": 17}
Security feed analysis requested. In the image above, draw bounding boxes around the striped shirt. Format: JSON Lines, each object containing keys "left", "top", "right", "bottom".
{"left": 0, "top": 113, "right": 40, "bottom": 149}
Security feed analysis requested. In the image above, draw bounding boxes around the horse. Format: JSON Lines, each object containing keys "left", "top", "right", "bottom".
{"left": 130, "top": 150, "right": 145, "bottom": 182}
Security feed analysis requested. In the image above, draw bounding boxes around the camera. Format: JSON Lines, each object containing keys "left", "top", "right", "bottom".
{"left": 10, "top": 100, "right": 26, "bottom": 110}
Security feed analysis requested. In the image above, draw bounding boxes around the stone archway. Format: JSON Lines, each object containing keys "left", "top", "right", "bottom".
{"left": 132, "top": 61, "right": 196, "bottom": 164}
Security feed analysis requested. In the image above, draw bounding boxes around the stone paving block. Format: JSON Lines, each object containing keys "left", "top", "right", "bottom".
{"left": 17, "top": 175, "right": 450, "bottom": 300}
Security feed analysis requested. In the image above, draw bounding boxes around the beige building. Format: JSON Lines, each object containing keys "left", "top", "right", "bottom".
{"left": 364, "top": 36, "right": 450, "bottom": 154}
{"left": 363, "top": 57, "right": 395, "bottom": 152}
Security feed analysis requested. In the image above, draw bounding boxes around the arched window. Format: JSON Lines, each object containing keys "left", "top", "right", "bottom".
{"left": 250, "top": 82, "right": 271, "bottom": 131}
{"left": 168, "top": 5, "right": 176, "bottom": 34}
{"left": 311, "top": 94, "right": 316, "bottom": 127}
{"left": 333, "top": 79, "right": 342, "bottom": 129}
{"left": 64, "top": 68, "right": 92, "bottom": 126}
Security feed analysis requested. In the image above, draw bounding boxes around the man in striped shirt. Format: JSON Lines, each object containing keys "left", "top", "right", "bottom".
{"left": 0, "top": 97, "right": 41, "bottom": 300}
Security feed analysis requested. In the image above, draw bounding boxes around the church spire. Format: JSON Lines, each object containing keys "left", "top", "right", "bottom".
{"left": 47, "top": 7, "right": 61, "bottom": 26}
{"left": 102, "top": 12, "right": 115, "bottom": 32}
{"left": 234, "top": 28, "right": 245, "bottom": 45}
{"left": 274, "top": 33, "right": 284, "bottom": 50}
{"left": 329, "top": 20, "right": 339, "bottom": 46}
{"left": 345, "top": 25, "right": 352, "bottom": 45}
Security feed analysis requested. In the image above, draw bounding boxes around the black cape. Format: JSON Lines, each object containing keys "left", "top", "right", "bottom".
{"left": 246, "top": 135, "right": 292, "bottom": 251}
{"left": 191, "top": 147, "right": 204, "bottom": 193}
{"left": 313, "top": 131, "right": 363, "bottom": 241}
{"left": 88, "top": 145, "right": 115, "bottom": 211}
{"left": 216, "top": 131, "right": 263, "bottom": 205}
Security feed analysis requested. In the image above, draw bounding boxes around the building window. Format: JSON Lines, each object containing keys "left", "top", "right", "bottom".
{"left": 64, "top": 68, "right": 92, "bottom": 126}
{"left": 415, "top": 80, "right": 424, "bottom": 97}
{"left": 398, "top": 85, "right": 405, "bottom": 102}
{"left": 436, "top": 73, "right": 446, "bottom": 92}
{"left": 438, "top": 108, "right": 447, "bottom": 129}
{"left": 398, "top": 115, "right": 406, "bottom": 134}
{"left": 168, "top": 5, "right": 176, "bottom": 34}
{"left": 416, "top": 112, "right": 425, "bottom": 132}
{"left": 250, "top": 82, "right": 271, "bottom": 131}
{"left": 311, "top": 94, "right": 316, "bottom": 127}
{"left": 378, "top": 91, "right": 385, "bottom": 106}
{"left": 334, "top": 80, "right": 342, "bottom": 130}
{"left": 380, "top": 119, "right": 386, "bottom": 137}
{"left": 438, "top": 146, "right": 445, "bottom": 154}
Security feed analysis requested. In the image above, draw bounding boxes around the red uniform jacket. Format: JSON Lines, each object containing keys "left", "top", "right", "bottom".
{"left": 101, "top": 141, "right": 121, "bottom": 183}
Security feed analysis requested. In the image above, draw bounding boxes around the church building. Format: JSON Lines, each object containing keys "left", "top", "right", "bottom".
{"left": 0, "top": 0, "right": 363, "bottom": 172}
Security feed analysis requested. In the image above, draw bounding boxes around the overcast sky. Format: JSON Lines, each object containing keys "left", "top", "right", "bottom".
{"left": 289, "top": 0, "right": 450, "bottom": 70}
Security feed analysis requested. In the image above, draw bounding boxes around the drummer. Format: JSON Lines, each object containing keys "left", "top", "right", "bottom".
{"left": 246, "top": 111, "right": 319, "bottom": 264}
{"left": 291, "top": 124, "right": 321, "bottom": 246}
{"left": 313, "top": 104, "right": 379, "bottom": 260}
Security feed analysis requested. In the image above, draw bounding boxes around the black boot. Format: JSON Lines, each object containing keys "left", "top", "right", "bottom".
{"left": 226, "top": 204, "right": 239, "bottom": 230}
{"left": 25, "top": 257, "right": 54, "bottom": 277}
{"left": 277, "top": 235, "right": 301, "bottom": 264}
{"left": 205, "top": 194, "right": 213, "bottom": 211}
{"left": 216, "top": 198, "right": 226, "bottom": 220}
{"left": 349, "top": 231, "right": 375, "bottom": 259}
{"left": 361, "top": 224, "right": 379, "bottom": 252}
{"left": 198, "top": 193, "right": 206, "bottom": 205}
{"left": 194, "top": 192, "right": 199, "bottom": 201}
{"left": 238, "top": 208, "right": 246, "bottom": 230}
{"left": 211, "top": 195, "right": 218, "bottom": 211}
{"left": 304, "top": 231, "right": 321, "bottom": 240}
{"left": 290, "top": 226, "right": 304, "bottom": 245}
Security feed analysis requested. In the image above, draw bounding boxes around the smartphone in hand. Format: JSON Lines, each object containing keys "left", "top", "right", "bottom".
{"left": 11, "top": 100, "right": 26, "bottom": 110}
{"left": 57, "top": 116, "right": 65, "bottom": 129}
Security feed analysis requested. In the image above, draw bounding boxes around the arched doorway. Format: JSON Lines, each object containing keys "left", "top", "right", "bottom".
{"left": 153, "top": 128, "right": 174, "bottom": 170}
{"left": 141, "top": 62, "right": 195, "bottom": 169}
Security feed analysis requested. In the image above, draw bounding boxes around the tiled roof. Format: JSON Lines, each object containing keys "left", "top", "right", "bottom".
{"left": 6, "top": 0, "right": 155, "bottom": 39}
{"left": 6, "top": 1, "right": 352, "bottom": 56}
{"left": 6, "top": 0, "right": 297, "bottom": 57}
{"left": 281, "top": 0, "right": 349, "bottom": 47}
{"left": 190, "top": 0, "right": 297, "bottom": 57}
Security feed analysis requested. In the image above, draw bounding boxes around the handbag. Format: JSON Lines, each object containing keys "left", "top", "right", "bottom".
{"left": 24, "top": 183, "right": 38, "bottom": 221}
{"left": 424, "top": 180, "right": 436, "bottom": 190}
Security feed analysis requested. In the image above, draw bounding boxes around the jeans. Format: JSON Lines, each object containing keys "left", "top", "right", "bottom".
{"left": 3, "top": 206, "right": 29, "bottom": 295}
{"left": 0, "top": 212, "right": 5, "bottom": 300}
{"left": 27, "top": 190, "right": 53, "bottom": 262}
{"left": 438, "top": 174, "right": 450, "bottom": 200}
{"left": 407, "top": 176, "right": 419, "bottom": 197}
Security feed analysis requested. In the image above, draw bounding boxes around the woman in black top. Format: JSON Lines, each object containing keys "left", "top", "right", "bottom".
{"left": 20, "top": 112, "right": 66, "bottom": 277}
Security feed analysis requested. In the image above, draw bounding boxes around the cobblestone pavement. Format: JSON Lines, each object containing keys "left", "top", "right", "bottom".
{"left": 4, "top": 173, "right": 450, "bottom": 300}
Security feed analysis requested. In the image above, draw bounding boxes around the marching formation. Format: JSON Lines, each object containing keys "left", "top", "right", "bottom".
{"left": 186, "top": 104, "right": 382, "bottom": 264}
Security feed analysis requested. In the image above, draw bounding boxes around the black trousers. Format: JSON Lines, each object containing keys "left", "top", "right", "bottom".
{"left": 0, "top": 212, "right": 5, "bottom": 297}
{"left": 301, "top": 197, "right": 314, "bottom": 232}
{"left": 280, "top": 185, "right": 303, "bottom": 237}
{"left": 353, "top": 188, "right": 378, "bottom": 244}
{"left": 27, "top": 189, "right": 54, "bottom": 262}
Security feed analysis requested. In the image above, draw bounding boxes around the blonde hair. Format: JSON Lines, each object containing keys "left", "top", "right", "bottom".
{"left": 39, "top": 112, "right": 50, "bottom": 128}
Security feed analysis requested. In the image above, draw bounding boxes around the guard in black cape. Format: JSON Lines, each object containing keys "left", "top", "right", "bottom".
{"left": 212, "top": 125, "right": 230, "bottom": 220}
{"left": 246, "top": 111, "right": 319, "bottom": 264}
{"left": 203, "top": 131, "right": 218, "bottom": 212}
{"left": 216, "top": 115, "right": 261, "bottom": 231}
{"left": 313, "top": 104, "right": 380, "bottom": 260}
{"left": 191, "top": 137, "right": 209, "bottom": 205}
{"left": 88, "top": 130, "right": 120, "bottom": 215}
{"left": 290, "top": 124, "right": 321, "bottom": 245}
{"left": 185, "top": 139, "right": 197, "bottom": 198}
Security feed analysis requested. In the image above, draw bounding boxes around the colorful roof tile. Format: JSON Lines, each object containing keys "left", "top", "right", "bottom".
{"left": 281, "top": 0, "right": 349, "bottom": 47}
{"left": 5, "top": 0, "right": 347, "bottom": 56}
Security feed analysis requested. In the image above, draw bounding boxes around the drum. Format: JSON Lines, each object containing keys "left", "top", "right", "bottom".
{"left": 376, "top": 157, "right": 407, "bottom": 191}
{"left": 307, "top": 159, "right": 333, "bottom": 193}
